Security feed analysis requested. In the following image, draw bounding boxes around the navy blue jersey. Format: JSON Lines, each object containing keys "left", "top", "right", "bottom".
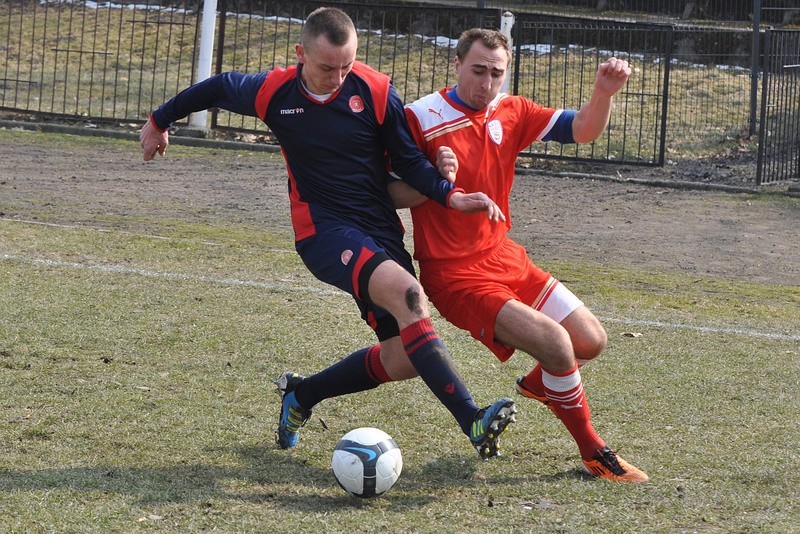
{"left": 151, "top": 62, "right": 459, "bottom": 244}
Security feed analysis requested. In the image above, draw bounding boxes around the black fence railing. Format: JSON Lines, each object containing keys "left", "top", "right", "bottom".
{"left": 757, "top": 29, "right": 800, "bottom": 184}
{"left": 663, "top": 26, "right": 756, "bottom": 154}
{"left": 478, "top": 0, "right": 799, "bottom": 25}
{"left": 208, "top": 0, "right": 502, "bottom": 134}
{"left": 511, "top": 18, "right": 670, "bottom": 165}
{"left": 0, "top": 0, "right": 797, "bottom": 182}
{"left": 0, "top": 0, "right": 201, "bottom": 122}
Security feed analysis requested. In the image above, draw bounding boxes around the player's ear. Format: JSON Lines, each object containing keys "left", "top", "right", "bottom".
{"left": 295, "top": 43, "right": 305, "bottom": 64}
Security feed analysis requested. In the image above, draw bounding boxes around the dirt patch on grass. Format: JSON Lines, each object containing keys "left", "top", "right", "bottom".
{"left": 1, "top": 125, "right": 798, "bottom": 286}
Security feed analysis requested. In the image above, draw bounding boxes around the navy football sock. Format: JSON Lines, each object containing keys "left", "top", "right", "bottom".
{"left": 400, "top": 318, "right": 479, "bottom": 435}
{"left": 294, "top": 345, "right": 389, "bottom": 409}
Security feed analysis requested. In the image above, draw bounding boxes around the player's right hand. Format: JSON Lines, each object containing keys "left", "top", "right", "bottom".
{"left": 436, "top": 145, "right": 458, "bottom": 183}
{"left": 140, "top": 115, "right": 169, "bottom": 161}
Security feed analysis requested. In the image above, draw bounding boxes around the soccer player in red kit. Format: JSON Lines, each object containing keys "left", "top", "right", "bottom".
{"left": 390, "top": 28, "right": 648, "bottom": 482}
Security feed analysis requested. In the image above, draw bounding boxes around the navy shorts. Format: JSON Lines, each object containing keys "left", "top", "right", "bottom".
{"left": 295, "top": 225, "right": 415, "bottom": 340}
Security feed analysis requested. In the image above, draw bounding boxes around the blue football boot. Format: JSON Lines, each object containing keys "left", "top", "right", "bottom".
{"left": 274, "top": 372, "right": 312, "bottom": 449}
{"left": 470, "top": 397, "right": 517, "bottom": 460}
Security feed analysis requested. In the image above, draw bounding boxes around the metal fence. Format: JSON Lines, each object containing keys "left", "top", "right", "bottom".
{"left": 0, "top": 0, "right": 797, "bottom": 181}
{"left": 510, "top": 17, "right": 669, "bottom": 165}
{"left": 664, "top": 26, "right": 756, "bottom": 155}
{"left": 0, "top": 0, "right": 201, "bottom": 123}
{"left": 208, "top": 0, "right": 502, "bottom": 134}
{"left": 481, "top": 0, "right": 799, "bottom": 25}
{"left": 757, "top": 29, "right": 800, "bottom": 184}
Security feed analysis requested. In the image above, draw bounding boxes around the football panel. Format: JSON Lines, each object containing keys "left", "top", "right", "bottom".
{"left": 341, "top": 427, "right": 392, "bottom": 446}
{"left": 374, "top": 449, "right": 402, "bottom": 493}
{"left": 331, "top": 450, "right": 364, "bottom": 495}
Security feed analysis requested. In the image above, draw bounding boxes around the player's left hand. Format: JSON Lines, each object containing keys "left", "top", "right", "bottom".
{"left": 596, "top": 57, "right": 631, "bottom": 97}
{"left": 448, "top": 191, "right": 506, "bottom": 222}
{"left": 436, "top": 145, "right": 458, "bottom": 183}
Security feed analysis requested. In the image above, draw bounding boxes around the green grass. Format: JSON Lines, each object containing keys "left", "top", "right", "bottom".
{"left": 1, "top": 137, "right": 799, "bottom": 532}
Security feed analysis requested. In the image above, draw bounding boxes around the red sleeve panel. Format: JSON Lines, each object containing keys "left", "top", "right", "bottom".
{"left": 254, "top": 65, "right": 298, "bottom": 120}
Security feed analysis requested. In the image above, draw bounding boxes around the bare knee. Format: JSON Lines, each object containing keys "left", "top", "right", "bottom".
{"left": 572, "top": 323, "right": 607, "bottom": 362}
{"left": 368, "top": 261, "right": 430, "bottom": 323}
{"left": 561, "top": 308, "right": 607, "bottom": 363}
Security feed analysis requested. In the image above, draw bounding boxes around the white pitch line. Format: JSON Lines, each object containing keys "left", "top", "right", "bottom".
{"left": 0, "top": 217, "right": 295, "bottom": 253}
{"left": 0, "top": 253, "right": 341, "bottom": 296}
{"left": 1, "top": 250, "right": 797, "bottom": 342}
{"left": 599, "top": 316, "right": 800, "bottom": 342}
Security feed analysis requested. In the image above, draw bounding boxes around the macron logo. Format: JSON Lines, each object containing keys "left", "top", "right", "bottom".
{"left": 280, "top": 107, "right": 304, "bottom": 115}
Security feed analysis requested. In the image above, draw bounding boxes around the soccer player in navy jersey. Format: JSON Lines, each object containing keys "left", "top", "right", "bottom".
{"left": 140, "top": 7, "right": 517, "bottom": 459}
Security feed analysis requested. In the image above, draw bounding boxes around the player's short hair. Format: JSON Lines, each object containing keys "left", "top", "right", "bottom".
{"left": 455, "top": 28, "right": 511, "bottom": 64}
{"left": 302, "top": 7, "right": 356, "bottom": 50}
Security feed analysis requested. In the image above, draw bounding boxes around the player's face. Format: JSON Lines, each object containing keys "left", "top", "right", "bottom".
{"left": 296, "top": 32, "right": 357, "bottom": 95}
{"left": 454, "top": 41, "right": 509, "bottom": 110}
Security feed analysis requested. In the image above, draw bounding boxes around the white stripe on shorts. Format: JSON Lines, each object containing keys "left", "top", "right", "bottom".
{"left": 537, "top": 279, "right": 584, "bottom": 324}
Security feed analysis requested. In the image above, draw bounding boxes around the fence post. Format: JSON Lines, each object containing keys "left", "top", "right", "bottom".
{"left": 500, "top": 12, "right": 515, "bottom": 94}
{"left": 511, "top": 18, "right": 521, "bottom": 97}
{"left": 658, "top": 26, "right": 674, "bottom": 167}
{"left": 749, "top": 0, "right": 762, "bottom": 137}
{"left": 188, "top": 0, "right": 218, "bottom": 130}
{"left": 756, "top": 29, "right": 771, "bottom": 185}
{"left": 210, "top": 0, "right": 228, "bottom": 130}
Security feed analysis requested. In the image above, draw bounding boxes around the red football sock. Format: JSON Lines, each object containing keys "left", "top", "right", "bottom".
{"left": 365, "top": 344, "right": 392, "bottom": 383}
{"left": 542, "top": 365, "right": 605, "bottom": 460}
{"left": 520, "top": 364, "right": 545, "bottom": 397}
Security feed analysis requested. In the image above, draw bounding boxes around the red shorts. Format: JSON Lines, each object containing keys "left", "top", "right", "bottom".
{"left": 419, "top": 237, "right": 582, "bottom": 362}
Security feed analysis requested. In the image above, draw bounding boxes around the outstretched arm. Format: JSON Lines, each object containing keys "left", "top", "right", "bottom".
{"left": 571, "top": 57, "right": 631, "bottom": 143}
{"left": 140, "top": 71, "right": 266, "bottom": 161}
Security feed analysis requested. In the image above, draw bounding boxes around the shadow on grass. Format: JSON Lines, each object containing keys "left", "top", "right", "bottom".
{"left": 0, "top": 445, "right": 489, "bottom": 507}
{"left": 0, "top": 444, "right": 583, "bottom": 508}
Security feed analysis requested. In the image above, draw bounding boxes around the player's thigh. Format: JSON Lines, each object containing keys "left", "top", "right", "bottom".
{"left": 296, "top": 227, "right": 422, "bottom": 339}
{"left": 495, "top": 299, "right": 575, "bottom": 372}
{"left": 428, "top": 280, "right": 515, "bottom": 356}
{"left": 295, "top": 226, "right": 402, "bottom": 296}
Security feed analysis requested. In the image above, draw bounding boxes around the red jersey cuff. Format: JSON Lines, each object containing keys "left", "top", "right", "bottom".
{"left": 149, "top": 113, "right": 168, "bottom": 132}
{"left": 445, "top": 187, "right": 465, "bottom": 208}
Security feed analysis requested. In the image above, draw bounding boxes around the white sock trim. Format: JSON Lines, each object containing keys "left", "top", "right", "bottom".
{"left": 542, "top": 368, "right": 582, "bottom": 392}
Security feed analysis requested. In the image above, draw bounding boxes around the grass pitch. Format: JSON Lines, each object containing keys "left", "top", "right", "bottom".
{"left": 0, "top": 135, "right": 798, "bottom": 532}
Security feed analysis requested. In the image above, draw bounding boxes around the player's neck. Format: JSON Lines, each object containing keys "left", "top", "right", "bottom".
{"left": 447, "top": 86, "right": 478, "bottom": 111}
{"left": 298, "top": 66, "right": 333, "bottom": 102}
